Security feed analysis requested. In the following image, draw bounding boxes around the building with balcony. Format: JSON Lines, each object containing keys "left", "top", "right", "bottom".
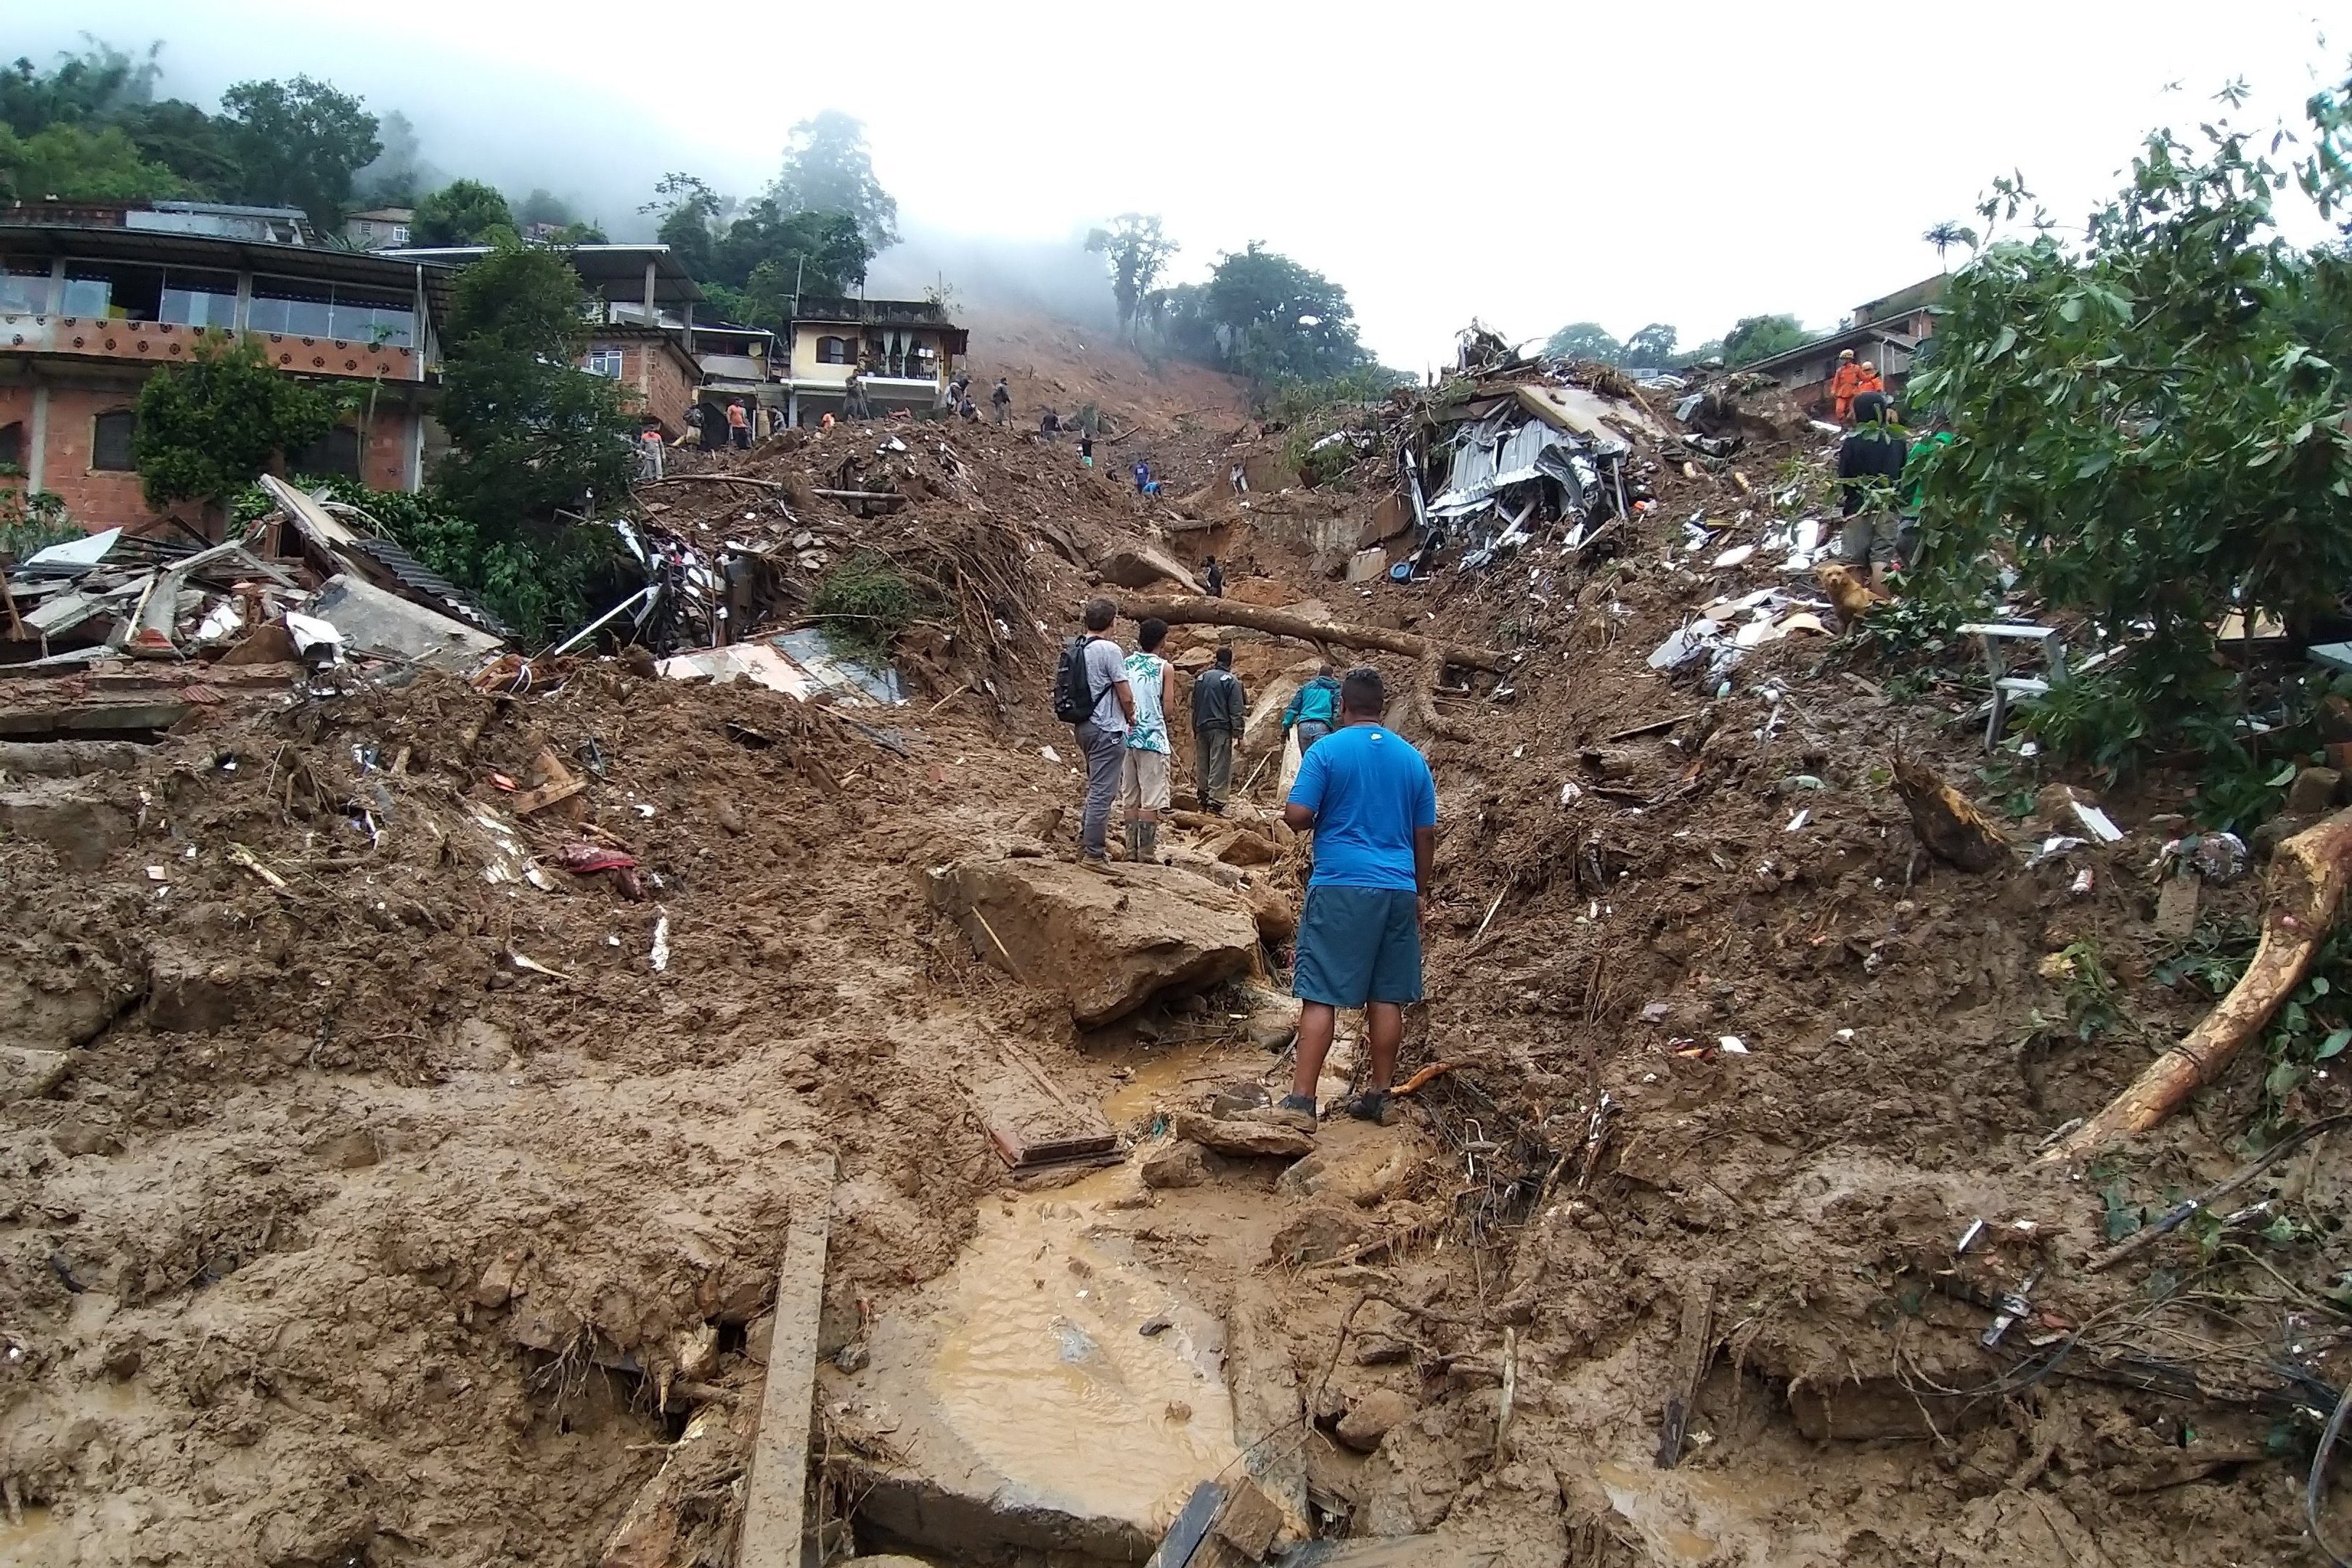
{"left": 383, "top": 243, "right": 706, "bottom": 437}
{"left": 784, "top": 296, "right": 967, "bottom": 425}
{"left": 1741, "top": 274, "right": 1945, "bottom": 415}
{"left": 0, "top": 203, "right": 453, "bottom": 539}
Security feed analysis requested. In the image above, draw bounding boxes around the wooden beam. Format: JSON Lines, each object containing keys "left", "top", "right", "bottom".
{"left": 738, "top": 1155, "right": 838, "bottom": 1568}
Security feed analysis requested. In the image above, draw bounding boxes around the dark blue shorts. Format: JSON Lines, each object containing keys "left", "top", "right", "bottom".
{"left": 1294, "top": 886, "right": 1423, "bottom": 1007}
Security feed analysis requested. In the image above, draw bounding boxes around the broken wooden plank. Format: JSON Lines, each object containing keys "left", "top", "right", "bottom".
{"left": 1601, "top": 709, "right": 1696, "bottom": 745}
{"left": 507, "top": 775, "right": 587, "bottom": 817}
{"left": 738, "top": 1154, "right": 838, "bottom": 1568}
{"left": 1654, "top": 1282, "right": 1716, "bottom": 1469}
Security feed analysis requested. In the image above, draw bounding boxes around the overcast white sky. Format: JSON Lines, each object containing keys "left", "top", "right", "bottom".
{"left": 27, "top": 2, "right": 2351, "bottom": 369}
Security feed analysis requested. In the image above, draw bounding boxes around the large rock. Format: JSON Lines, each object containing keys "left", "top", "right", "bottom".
{"left": 1176, "top": 1111, "right": 1313, "bottom": 1160}
{"left": 1335, "top": 1389, "right": 1415, "bottom": 1453}
{"left": 1095, "top": 541, "right": 1201, "bottom": 594}
{"left": 930, "top": 858, "right": 1257, "bottom": 1026}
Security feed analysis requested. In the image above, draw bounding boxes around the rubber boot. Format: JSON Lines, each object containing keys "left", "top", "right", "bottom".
{"left": 1140, "top": 821, "right": 1159, "bottom": 864}
{"left": 1124, "top": 820, "right": 1143, "bottom": 862}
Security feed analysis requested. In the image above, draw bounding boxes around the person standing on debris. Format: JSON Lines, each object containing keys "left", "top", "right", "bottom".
{"left": 1061, "top": 597, "right": 1134, "bottom": 866}
{"left": 991, "top": 377, "right": 1011, "bottom": 424}
{"left": 1120, "top": 618, "right": 1176, "bottom": 862}
{"left": 726, "top": 400, "right": 752, "bottom": 450}
{"left": 637, "top": 422, "right": 666, "bottom": 481}
{"left": 1274, "top": 665, "right": 1437, "bottom": 1131}
{"left": 1837, "top": 391, "right": 1908, "bottom": 589}
{"left": 1132, "top": 460, "right": 1151, "bottom": 494}
{"left": 1829, "top": 349, "right": 1883, "bottom": 425}
{"left": 1282, "top": 664, "right": 1342, "bottom": 755}
{"left": 1040, "top": 408, "right": 1061, "bottom": 439}
{"left": 1078, "top": 433, "right": 1095, "bottom": 469}
{"left": 1191, "top": 645, "right": 1246, "bottom": 814}
{"left": 845, "top": 372, "right": 872, "bottom": 422}
{"left": 1203, "top": 555, "right": 1226, "bottom": 599}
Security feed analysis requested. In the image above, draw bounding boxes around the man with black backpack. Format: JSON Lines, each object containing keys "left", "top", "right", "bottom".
{"left": 1054, "top": 597, "right": 1135, "bottom": 866}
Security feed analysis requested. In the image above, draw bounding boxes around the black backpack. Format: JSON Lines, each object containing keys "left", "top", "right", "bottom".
{"left": 1053, "top": 635, "right": 1099, "bottom": 724}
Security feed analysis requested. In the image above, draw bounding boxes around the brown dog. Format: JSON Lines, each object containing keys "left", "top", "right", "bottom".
{"left": 1816, "top": 561, "right": 1888, "bottom": 626}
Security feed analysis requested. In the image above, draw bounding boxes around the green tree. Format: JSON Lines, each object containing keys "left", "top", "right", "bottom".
{"left": 1161, "top": 242, "right": 1372, "bottom": 393}
{"left": 132, "top": 335, "right": 340, "bottom": 523}
{"left": 1723, "top": 313, "right": 1810, "bottom": 366}
{"left": 0, "top": 121, "right": 185, "bottom": 200}
{"left": 0, "top": 41, "right": 161, "bottom": 136}
{"left": 769, "top": 110, "right": 898, "bottom": 250}
{"left": 644, "top": 171, "right": 726, "bottom": 279}
{"left": 1543, "top": 322, "right": 1623, "bottom": 362}
{"left": 1085, "top": 214, "right": 1179, "bottom": 337}
{"left": 714, "top": 200, "right": 867, "bottom": 293}
{"left": 411, "top": 178, "right": 515, "bottom": 246}
{"left": 515, "top": 187, "right": 574, "bottom": 227}
{"left": 428, "top": 242, "right": 635, "bottom": 637}
{"left": 219, "top": 75, "right": 380, "bottom": 228}
{"left": 1623, "top": 322, "right": 1680, "bottom": 366}
{"left": 1922, "top": 219, "right": 1979, "bottom": 271}
{"left": 1908, "top": 70, "right": 2352, "bottom": 784}
{"left": 113, "top": 99, "right": 240, "bottom": 195}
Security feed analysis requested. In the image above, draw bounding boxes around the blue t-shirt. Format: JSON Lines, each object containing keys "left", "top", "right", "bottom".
{"left": 1288, "top": 724, "right": 1437, "bottom": 890}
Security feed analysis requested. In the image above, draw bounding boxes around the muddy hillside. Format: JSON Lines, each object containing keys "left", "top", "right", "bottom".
{"left": 4, "top": 361, "right": 2350, "bottom": 1568}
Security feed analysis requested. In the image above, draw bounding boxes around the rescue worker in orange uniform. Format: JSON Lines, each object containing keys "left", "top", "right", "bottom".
{"left": 1829, "top": 348, "right": 1883, "bottom": 425}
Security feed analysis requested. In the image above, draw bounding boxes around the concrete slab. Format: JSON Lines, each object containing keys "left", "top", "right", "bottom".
{"left": 822, "top": 1169, "right": 1241, "bottom": 1561}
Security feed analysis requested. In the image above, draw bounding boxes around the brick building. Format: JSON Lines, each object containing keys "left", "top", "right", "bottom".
{"left": 1, "top": 201, "right": 452, "bottom": 539}
{"left": 386, "top": 243, "right": 706, "bottom": 437}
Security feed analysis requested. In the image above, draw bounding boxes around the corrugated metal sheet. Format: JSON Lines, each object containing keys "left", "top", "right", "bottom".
{"left": 352, "top": 539, "right": 507, "bottom": 637}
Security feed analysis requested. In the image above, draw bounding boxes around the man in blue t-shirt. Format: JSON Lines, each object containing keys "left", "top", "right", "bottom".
{"left": 1275, "top": 666, "right": 1437, "bottom": 1130}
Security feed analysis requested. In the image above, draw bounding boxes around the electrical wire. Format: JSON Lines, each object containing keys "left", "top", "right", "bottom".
{"left": 2307, "top": 1375, "right": 2352, "bottom": 1568}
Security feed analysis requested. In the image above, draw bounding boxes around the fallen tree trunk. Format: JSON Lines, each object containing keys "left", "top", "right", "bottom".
{"left": 1116, "top": 595, "right": 1509, "bottom": 674}
{"left": 2045, "top": 809, "right": 2352, "bottom": 1164}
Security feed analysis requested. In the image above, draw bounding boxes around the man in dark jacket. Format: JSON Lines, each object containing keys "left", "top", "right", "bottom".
{"left": 1203, "top": 555, "right": 1226, "bottom": 598}
{"left": 1191, "top": 645, "right": 1246, "bottom": 812}
{"left": 1836, "top": 391, "right": 1907, "bottom": 588}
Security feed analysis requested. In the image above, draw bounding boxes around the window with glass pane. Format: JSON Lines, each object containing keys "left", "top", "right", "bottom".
{"left": 328, "top": 285, "right": 415, "bottom": 348}
{"left": 293, "top": 425, "right": 362, "bottom": 479}
{"left": 158, "top": 267, "right": 239, "bottom": 330}
{"left": 63, "top": 261, "right": 163, "bottom": 321}
{"left": 585, "top": 348, "right": 625, "bottom": 377}
{"left": 92, "top": 410, "right": 137, "bottom": 470}
{"left": 248, "top": 275, "right": 334, "bottom": 337}
{"left": 0, "top": 261, "right": 48, "bottom": 315}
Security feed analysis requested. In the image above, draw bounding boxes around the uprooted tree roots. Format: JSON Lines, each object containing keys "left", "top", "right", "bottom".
{"left": 2048, "top": 807, "right": 2352, "bottom": 1162}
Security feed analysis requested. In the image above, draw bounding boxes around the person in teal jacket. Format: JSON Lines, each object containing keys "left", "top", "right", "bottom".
{"left": 1282, "top": 666, "right": 1343, "bottom": 754}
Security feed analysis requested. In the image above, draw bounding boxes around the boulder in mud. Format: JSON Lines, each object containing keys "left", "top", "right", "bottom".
{"left": 1335, "top": 1388, "right": 1414, "bottom": 1452}
{"left": 1095, "top": 541, "right": 1201, "bottom": 594}
{"left": 1175, "top": 1111, "right": 1313, "bottom": 1160}
{"left": 1140, "top": 1139, "right": 1210, "bottom": 1188}
{"left": 1278, "top": 1142, "right": 1416, "bottom": 1208}
{"left": 931, "top": 857, "right": 1257, "bottom": 1026}
{"left": 1269, "top": 1204, "right": 1376, "bottom": 1265}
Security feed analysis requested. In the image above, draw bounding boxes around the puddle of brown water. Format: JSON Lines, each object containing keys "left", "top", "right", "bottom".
{"left": 922, "top": 1167, "right": 1242, "bottom": 1532}
{"left": 1101, "top": 1044, "right": 1228, "bottom": 1126}
{"left": 0, "top": 1506, "right": 62, "bottom": 1563}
